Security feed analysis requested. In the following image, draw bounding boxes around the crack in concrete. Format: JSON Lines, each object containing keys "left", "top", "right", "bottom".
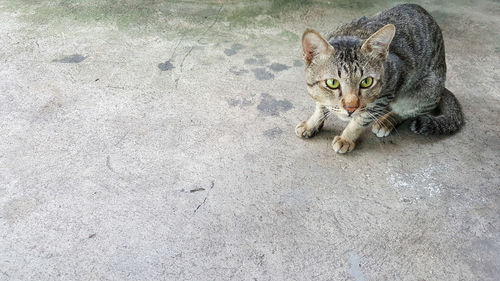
{"left": 193, "top": 197, "right": 207, "bottom": 213}
{"left": 106, "top": 155, "right": 115, "bottom": 173}
{"left": 179, "top": 46, "right": 194, "bottom": 71}
{"left": 193, "top": 180, "right": 215, "bottom": 213}
{"left": 114, "top": 132, "right": 129, "bottom": 147}
{"left": 175, "top": 4, "right": 224, "bottom": 89}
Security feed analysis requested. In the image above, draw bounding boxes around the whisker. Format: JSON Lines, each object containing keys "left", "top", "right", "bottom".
{"left": 383, "top": 114, "right": 402, "bottom": 137}
{"left": 364, "top": 111, "right": 385, "bottom": 131}
{"left": 366, "top": 110, "right": 402, "bottom": 137}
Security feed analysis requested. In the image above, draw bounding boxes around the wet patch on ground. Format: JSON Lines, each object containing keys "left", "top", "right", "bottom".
{"left": 229, "top": 66, "right": 249, "bottom": 76}
{"left": 244, "top": 54, "right": 269, "bottom": 66}
{"left": 269, "top": 63, "right": 289, "bottom": 72}
{"left": 251, "top": 68, "right": 274, "bottom": 80}
{"left": 52, "top": 54, "right": 87, "bottom": 63}
{"left": 224, "top": 43, "right": 244, "bottom": 56}
{"left": 257, "top": 93, "right": 292, "bottom": 116}
{"left": 263, "top": 127, "right": 283, "bottom": 139}
{"left": 227, "top": 97, "right": 254, "bottom": 108}
{"left": 158, "top": 60, "right": 175, "bottom": 71}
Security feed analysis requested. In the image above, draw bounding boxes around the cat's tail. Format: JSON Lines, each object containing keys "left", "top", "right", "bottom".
{"left": 410, "top": 88, "right": 464, "bottom": 135}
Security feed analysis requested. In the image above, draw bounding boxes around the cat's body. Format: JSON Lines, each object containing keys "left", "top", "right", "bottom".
{"left": 296, "top": 4, "right": 463, "bottom": 153}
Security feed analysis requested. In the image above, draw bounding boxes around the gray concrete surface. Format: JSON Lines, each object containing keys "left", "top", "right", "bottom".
{"left": 0, "top": 0, "right": 499, "bottom": 280}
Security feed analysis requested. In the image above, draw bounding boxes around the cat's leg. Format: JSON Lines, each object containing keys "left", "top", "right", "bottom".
{"left": 332, "top": 117, "right": 367, "bottom": 153}
{"left": 295, "top": 103, "right": 328, "bottom": 138}
{"left": 371, "top": 111, "right": 403, "bottom": 137}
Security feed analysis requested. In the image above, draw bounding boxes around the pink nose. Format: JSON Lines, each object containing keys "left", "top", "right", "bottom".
{"left": 344, "top": 106, "right": 358, "bottom": 116}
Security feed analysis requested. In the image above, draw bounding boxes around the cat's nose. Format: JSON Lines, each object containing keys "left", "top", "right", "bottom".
{"left": 344, "top": 106, "right": 358, "bottom": 116}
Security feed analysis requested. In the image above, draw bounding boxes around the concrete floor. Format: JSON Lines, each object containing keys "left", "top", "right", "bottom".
{"left": 0, "top": 0, "right": 499, "bottom": 280}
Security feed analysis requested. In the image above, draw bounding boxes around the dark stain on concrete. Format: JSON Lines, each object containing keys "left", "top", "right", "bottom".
{"left": 269, "top": 63, "right": 289, "bottom": 72}
{"left": 244, "top": 55, "right": 269, "bottom": 66}
{"left": 229, "top": 67, "right": 249, "bottom": 76}
{"left": 227, "top": 97, "right": 253, "bottom": 107}
{"left": 263, "top": 127, "right": 283, "bottom": 138}
{"left": 227, "top": 98, "right": 239, "bottom": 106}
{"left": 293, "top": 59, "right": 304, "bottom": 67}
{"left": 252, "top": 68, "right": 274, "bottom": 80}
{"left": 158, "top": 60, "right": 175, "bottom": 71}
{"left": 245, "top": 58, "right": 258, "bottom": 65}
{"left": 257, "top": 93, "right": 293, "bottom": 116}
{"left": 224, "top": 43, "right": 244, "bottom": 56}
{"left": 190, "top": 187, "right": 205, "bottom": 193}
{"left": 53, "top": 54, "right": 87, "bottom": 63}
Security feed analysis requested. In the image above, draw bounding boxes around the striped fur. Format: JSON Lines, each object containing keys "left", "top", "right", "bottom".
{"left": 410, "top": 88, "right": 464, "bottom": 135}
{"left": 296, "top": 4, "right": 464, "bottom": 152}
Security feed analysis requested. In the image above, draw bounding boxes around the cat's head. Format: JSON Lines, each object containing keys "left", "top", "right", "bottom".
{"left": 302, "top": 24, "right": 395, "bottom": 121}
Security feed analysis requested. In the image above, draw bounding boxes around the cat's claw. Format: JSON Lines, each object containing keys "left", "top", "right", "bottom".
{"left": 371, "top": 123, "right": 392, "bottom": 138}
{"left": 295, "top": 121, "right": 318, "bottom": 138}
{"left": 332, "top": 136, "right": 355, "bottom": 153}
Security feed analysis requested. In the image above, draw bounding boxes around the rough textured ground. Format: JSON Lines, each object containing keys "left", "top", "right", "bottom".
{"left": 0, "top": 0, "right": 499, "bottom": 280}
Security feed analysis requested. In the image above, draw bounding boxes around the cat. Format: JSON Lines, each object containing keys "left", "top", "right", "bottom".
{"left": 295, "top": 4, "right": 463, "bottom": 153}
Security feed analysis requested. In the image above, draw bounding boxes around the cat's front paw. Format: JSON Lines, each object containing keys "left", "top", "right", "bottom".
{"left": 295, "top": 121, "right": 319, "bottom": 138}
{"left": 332, "top": 136, "right": 355, "bottom": 153}
{"left": 371, "top": 122, "right": 392, "bottom": 137}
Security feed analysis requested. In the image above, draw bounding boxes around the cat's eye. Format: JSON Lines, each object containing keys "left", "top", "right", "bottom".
{"left": 325, "top": 79, "right": 340, "bottom": 89}
{"left": 360, "top": 77, "right": 374, "bottom": 88}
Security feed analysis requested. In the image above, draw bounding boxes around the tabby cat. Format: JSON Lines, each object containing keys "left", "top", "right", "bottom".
{"left": 295, "top": 4, "right": 463, "bottom": 153}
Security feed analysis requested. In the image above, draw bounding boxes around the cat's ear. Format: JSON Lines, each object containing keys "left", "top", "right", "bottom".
{"left": 302, "top": 29, "right": 333, "bottom": 66}
{"left": 361, "top": 24, "right": 395, "bottom": 59}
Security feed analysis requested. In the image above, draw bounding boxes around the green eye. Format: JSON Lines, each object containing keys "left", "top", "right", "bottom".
{"left": 360, "top": 77, "right": 374, "bottom": 88}
{"left": 325, "top": 79, "right": 340, "bottom": 89}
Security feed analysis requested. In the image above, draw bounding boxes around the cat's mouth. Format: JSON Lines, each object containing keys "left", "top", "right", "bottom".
{"left": 336, "top": 112, "right": 356, "bottom": 121}
{"left": 326, "top": 105, "right": 360, "bottom": 121}
{"left": 337, "top": 108, "right": 366, "bottom": 121}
